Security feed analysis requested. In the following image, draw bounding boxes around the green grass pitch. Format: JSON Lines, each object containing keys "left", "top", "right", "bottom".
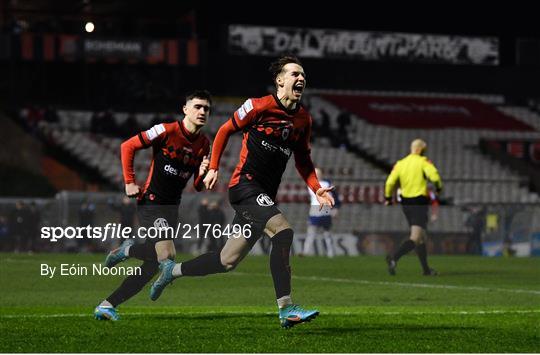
{"left": 0, "top": 253, "right": 539, "bottom": 352}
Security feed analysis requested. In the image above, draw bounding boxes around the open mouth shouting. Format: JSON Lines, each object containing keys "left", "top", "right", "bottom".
{"left": 292, "top": 82, "right": 305, "bottom": 97}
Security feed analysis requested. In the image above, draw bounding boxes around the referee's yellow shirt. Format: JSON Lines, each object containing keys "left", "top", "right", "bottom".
{"left": 385, "top": 153, "right": 443, "bottom": 199}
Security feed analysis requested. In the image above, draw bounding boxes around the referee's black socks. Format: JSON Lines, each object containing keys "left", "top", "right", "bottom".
{"left": 393, "top": 239, "right": 416, "bottom": 261}
{"left": 415, "top": 243, "right": 430, "bottom": 273}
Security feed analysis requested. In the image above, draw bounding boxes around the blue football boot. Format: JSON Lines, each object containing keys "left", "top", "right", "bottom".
{"left": 104, "top": 239, "right": 135, "bottom": 268}
{"left": 279, "top": 304, "right": 319, "bottom": 328}
{"left": 94, "top": 305, "right": 119, "bottom": 321}
{"left": 149, "top": 259, "right": 175, "bottom": 301}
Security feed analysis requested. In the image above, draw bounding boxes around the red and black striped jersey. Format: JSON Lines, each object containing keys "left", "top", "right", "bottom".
{"left": 210, "top": 94, "right": 321, "bottom": 198}
{"left": 121, "top": 120, "right": 210, "bottom": 204}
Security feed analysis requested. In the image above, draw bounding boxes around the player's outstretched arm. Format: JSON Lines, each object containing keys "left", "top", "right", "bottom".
{"left": 204, "top": 120, "right": 237, "bottom": 190}
{"left": 295, "top": 151, "right": 333, "bottom": 210}
{"left": 316, "top": 186, "right": 335, "bottom": 210}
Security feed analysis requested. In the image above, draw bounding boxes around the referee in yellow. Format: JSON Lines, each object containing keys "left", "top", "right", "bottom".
{"left": 384, "top": 139, "right": 442, "bottom": 276}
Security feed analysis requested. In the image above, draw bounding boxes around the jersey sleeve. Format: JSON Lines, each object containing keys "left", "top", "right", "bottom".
{"left": 293, "top": 117, "right": 322, "bottom": 194}
{"left": 208, "top": 120, "right": 235, "bottom": 171}
{"left": 208, "top": 98, "right": 260, "bottom": 170}
{"left": 423, "top": 159, "right": 443, "bottom": 192}
{"left": 230, "top": 98, "right": 260, "bottom": 130}
{"left": 120, "top": 124, "right": 168, "bottom": 184}
{"left": 293, "top": 117, "right": 312, "bottom": 154}
{"left": 139, "top": 123, "right": 167, "bottom": 147}
{"left": 384, "top": 162, "right": 400, "bottom": 198}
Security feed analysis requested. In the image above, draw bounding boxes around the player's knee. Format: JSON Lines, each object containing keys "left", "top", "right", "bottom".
{"left": 265, "top": 214, "right": 292, "bottom": 236}
{"left": 271, "top": 228, "right": 294, "bottom": 249}
{"left": 155, "top": 241, "right": 176, "bottom": 261}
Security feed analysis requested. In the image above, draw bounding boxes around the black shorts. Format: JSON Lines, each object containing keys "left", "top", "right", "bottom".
{"left": 400, "top": 196, "right": 429, "bottom": 229}
{"left": 137, "top": 193, "right": 179, "bottom": 243}
{"left": 229, "top": 179, "right": 281, "bottom": 241}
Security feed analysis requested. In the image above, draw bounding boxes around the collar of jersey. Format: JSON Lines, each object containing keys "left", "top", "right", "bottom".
{"left": 272, "top": 93, "right": 301, "bottom": 116}
{"left": 178, "top": 120, "right": 200, "bottom": 142}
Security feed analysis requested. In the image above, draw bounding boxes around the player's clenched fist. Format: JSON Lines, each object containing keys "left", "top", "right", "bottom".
{"left": 125, "top": 183, "right": 141, "bottom": 198}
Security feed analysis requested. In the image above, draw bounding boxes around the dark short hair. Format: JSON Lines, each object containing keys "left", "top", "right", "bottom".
{"left": 186, "top": 90, "right": 212, "bottom": 106}
{"left": 269, "top": 55, "right": 303, "bottom": 84}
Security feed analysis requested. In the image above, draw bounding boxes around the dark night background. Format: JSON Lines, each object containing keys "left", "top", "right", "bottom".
{"left": 1, "top": 1, "right": 539, "bottom": 112}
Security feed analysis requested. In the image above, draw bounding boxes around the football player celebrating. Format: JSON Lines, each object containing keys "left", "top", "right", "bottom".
{"left": 150, "top": 56, "right": 334, "bottom": 328}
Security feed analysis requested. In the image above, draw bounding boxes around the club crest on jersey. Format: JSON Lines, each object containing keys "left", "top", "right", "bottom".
{"left": 256, "top": 193, "right": 274, "bottom": 207}
{"left": 153, "top": 218, "right": 169, "bottom": 230}
{"left": 183, "top": 152, "right": 192, "bottom": 165}
{"left": 236, "top": 99, "right": 253, "bottom": 120}
{"left": 282, "top": 127, "right": 290, "bottom": 140}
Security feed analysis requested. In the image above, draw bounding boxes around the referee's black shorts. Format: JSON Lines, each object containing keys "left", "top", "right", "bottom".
{"left": 400, "top": 196, "right": 430, "bottom": 229}
{"left": 229, "top": 177, "right": 281, "bottom": 243}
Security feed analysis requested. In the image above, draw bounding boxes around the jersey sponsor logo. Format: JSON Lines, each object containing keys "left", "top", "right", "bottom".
{"left": 261, "top": 140, "right": 277, "bottom": 152}
{"left": 256, "top": 193, "right": 275, "bottom": 207}
{"left": 153, "top": 218, "right": 169, "bottom": 229}
{"left": 164, "top": 164, "right": 179, "bottom": 176}
{"left": 261, "top": 140, "right": 291, "bottom": 157}
{"left": 280, "top": 147, "right": 291, "bottom": 157}
{"left": 236, "top": 99, "right": 253, "bottom": 120}
{"left": 146, "top": 124, "right": 165, "bottom": 141}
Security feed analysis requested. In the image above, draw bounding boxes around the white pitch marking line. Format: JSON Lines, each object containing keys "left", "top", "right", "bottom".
{"left": 234, "top": 272, "right": 540, "bottom": 296}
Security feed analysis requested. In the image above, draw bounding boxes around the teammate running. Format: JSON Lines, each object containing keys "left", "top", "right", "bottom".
{"left": 94, "top": 90, "right": 212, "bottom": 320}
{"left": 150, "top": 56, "right": 335, "bottom": 328}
